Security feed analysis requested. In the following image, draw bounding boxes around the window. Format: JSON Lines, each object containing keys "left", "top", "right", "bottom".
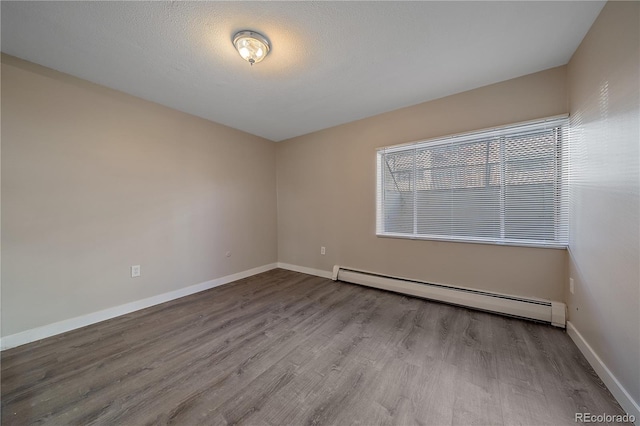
{"left": 376, "top": 116, "right": 569, "bottom": 248}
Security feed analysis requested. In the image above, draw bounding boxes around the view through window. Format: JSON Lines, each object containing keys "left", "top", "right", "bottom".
{"left": 376, "top": 117, "right": 569, "bottom": 247}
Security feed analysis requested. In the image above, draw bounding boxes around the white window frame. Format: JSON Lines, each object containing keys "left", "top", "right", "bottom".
{"left": 376, "top": 115, "right": 569, "bottom": 249}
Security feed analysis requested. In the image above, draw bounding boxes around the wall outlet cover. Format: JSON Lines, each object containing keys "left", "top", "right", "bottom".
{"left": 131, "top": 265, "right": 141, "bottom": 278}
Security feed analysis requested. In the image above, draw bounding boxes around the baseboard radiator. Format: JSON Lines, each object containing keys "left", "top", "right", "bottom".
{"left": 332, "top": 266, "right": 566, "bottom": 328}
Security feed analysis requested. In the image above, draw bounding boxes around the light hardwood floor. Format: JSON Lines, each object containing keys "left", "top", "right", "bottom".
{"left": 1, "top": 269, "right": 628, "bottom": 425}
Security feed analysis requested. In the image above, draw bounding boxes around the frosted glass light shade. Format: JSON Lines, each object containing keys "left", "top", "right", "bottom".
{"left": 233, "top": 31, "right": 270, "bottom": 65}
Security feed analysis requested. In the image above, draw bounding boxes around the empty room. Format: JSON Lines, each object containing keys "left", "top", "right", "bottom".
{"left": 1, "top": 1, "right": 638, "bottom": 425}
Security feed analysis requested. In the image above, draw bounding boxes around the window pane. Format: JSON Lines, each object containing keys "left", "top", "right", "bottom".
{"left": 382, "top": 151, "right": 414, "bottom": 234}
{"left": 503, "top": 130, "right": 558, "bottom": 241}
{"left": 377, "top": 118, "right": 568, "bottom": 247}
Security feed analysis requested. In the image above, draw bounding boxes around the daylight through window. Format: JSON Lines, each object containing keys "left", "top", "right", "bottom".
{"left": 376, "top": 116, "right": 569, "bottom": 248}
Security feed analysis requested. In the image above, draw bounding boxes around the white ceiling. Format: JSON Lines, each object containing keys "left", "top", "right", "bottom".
{"left": 1, "top": 1, "right": 604, "bottom": 142}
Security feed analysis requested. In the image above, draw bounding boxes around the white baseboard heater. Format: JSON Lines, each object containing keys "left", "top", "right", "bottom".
{"left": 332, "top": 265, "right": 566, "bottom": 328}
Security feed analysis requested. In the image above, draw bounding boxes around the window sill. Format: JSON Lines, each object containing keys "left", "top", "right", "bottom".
{"left": 376, "top": 232, "right": 568, "bottom": 250}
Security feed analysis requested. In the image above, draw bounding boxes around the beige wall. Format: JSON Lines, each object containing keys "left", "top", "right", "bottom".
{"left": 1, "top": 55, "right": 277, "bottom": 337}
{"left": 277, "top": 66, "right": 568, "bottom": 301}
{"left": 567, "top": 1, "right": 640, "bottom": 407}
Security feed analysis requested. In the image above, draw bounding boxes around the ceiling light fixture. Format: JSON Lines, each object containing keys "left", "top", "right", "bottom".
{"left": 233, "top": 30, "right": 270, "bottom": 65}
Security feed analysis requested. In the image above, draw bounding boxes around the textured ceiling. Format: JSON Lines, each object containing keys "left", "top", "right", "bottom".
{"left": 1, "top": 1, "right": 604, "bottom": 141}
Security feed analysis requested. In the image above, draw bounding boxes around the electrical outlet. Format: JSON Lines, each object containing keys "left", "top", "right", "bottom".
{"left": 321, "top": 246, "right": 326, "bottom": 255}
{"left": 569, "top": 278, "right": 575, "bottom": 294}
{"left": 131, "top": 265, "right": 141, "bottom": 278}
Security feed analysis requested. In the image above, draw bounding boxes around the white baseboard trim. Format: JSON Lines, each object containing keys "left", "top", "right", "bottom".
{"left": 567, "top": 321, "right": 640, "bottom": 422}
{"left": 0, "top": 263, "right": 278, "bottom": 351}
{"left": 276, "top": 262, "right": 332, "bottom": 279}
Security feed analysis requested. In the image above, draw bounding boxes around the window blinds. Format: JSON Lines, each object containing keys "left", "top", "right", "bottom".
{"left": 376, "top": 116, "right": 569, "bottom": 248}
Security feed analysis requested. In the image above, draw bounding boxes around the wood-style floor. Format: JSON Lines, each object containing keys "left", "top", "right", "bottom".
{"left": 1, "top": 269, "right": 628, "bottom": 425}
